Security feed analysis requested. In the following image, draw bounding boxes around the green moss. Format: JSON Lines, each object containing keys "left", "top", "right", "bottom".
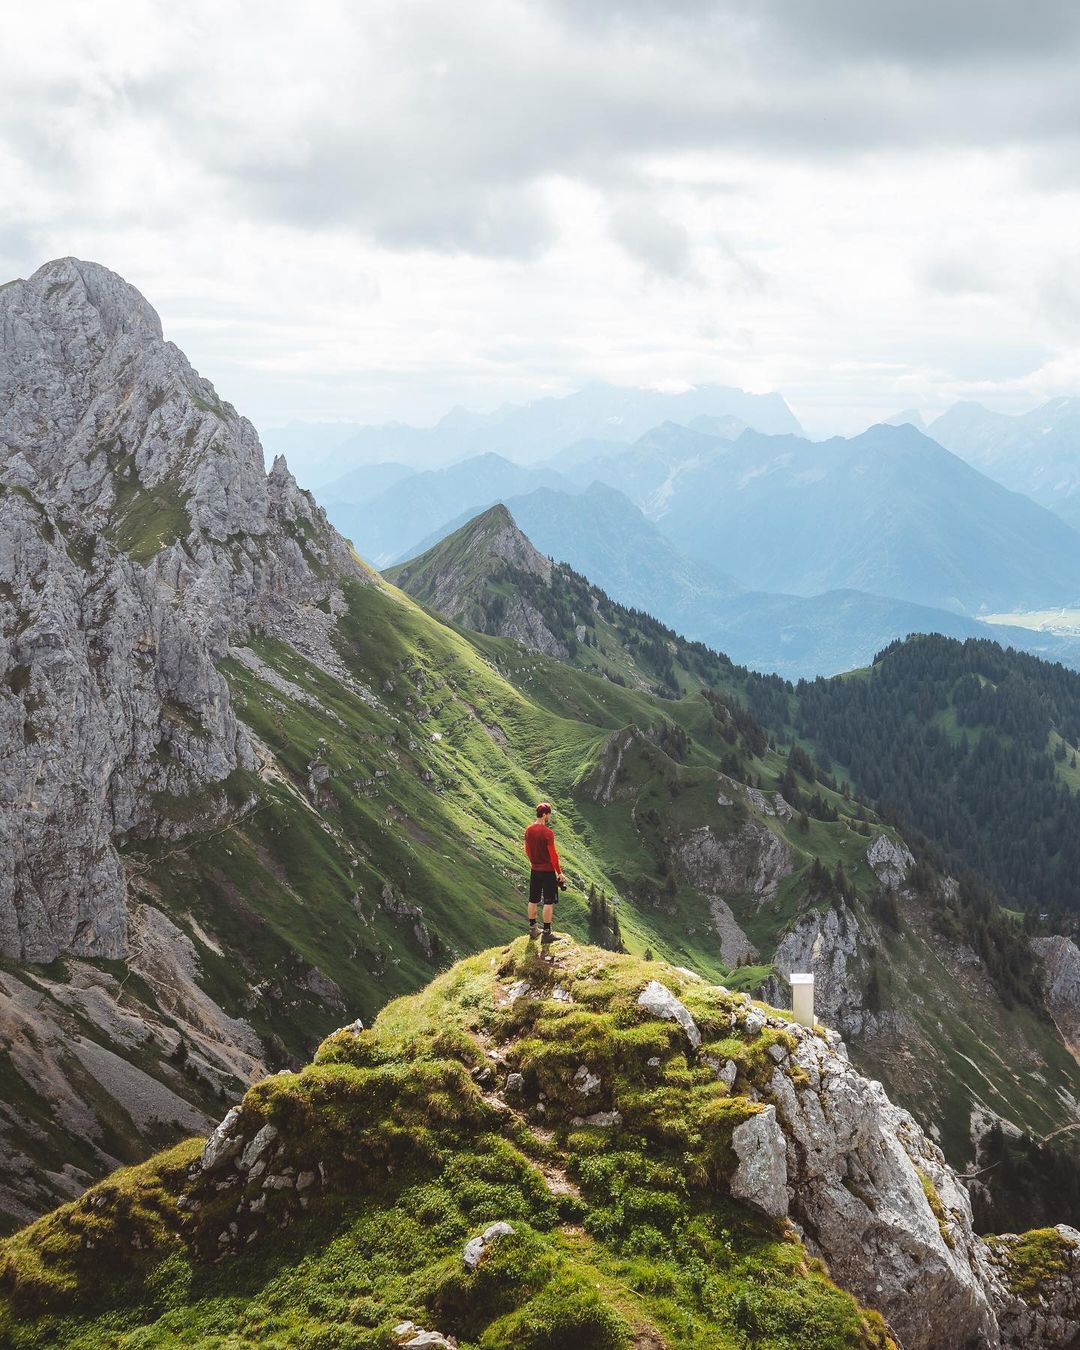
{"left": 0, "top": 1138, "right": 202, "bottom": 1318}
{"left": 987, "top": 1226, "right": 1075, "bottom": 1303}
{"left": 109, "top": 464, "right": 191, "bottom": 564}
{"left": 914, "top": 1167, "right": 955, "bottom": 1250}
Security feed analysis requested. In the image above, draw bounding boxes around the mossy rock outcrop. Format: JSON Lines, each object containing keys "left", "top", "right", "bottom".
{"left": 1, "top": 939, "right": 1075, "bottom": 1348}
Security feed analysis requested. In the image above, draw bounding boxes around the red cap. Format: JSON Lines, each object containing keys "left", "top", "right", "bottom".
{"left": 536, "top": 801, "right": 552, "bottom": 816}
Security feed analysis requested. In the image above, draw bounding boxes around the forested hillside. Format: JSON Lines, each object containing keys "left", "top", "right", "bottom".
{"left": 795, "top": 636, "right": 1080, "bottom": 921}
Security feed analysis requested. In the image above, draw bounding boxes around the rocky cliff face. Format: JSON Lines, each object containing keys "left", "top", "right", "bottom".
{"left": 0, "top": 481, "right": 245, "bottom": 963}
{"left": 1033, "top": 935, "right": 1080, "bottom": 1060}
{"left": 0, "top": 259, "right": 363, "bottom": 964}
{"left": 0, "top": 259, "right": 371, "bottom": 1226}
{"left": 1, "top": 258, "right": 358, "bottom": 651}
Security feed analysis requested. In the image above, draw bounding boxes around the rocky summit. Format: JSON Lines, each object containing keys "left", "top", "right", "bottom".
{"left": 1, "top": 939, "right": 1077, "bottom": 1350}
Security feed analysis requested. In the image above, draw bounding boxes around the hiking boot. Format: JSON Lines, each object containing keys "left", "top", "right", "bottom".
{"left": 527, "top": 923, "right": 539, "bottom": 940}
{"left": 541, "top": 929, "right": 561, "bottom": 945}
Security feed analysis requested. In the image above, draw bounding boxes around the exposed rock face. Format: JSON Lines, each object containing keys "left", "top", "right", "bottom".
{"left": 767, "top": 1019, "right": 1003, "bottom": 1349}
{"left": 866, "top": 834, "right": 915, "bottom": 890}
{"left": 763, "top": 901, "right": 865, "bottom": 1029}
{"left": 730, "top": 1103, "right": 788, "bottom": 1218}
{"left": 672, "top": 819, "right": 793, "bottom": 899}
{"left": 586, "top": 725, "right": 649, "bottom": 804}
{"left": 1033, "top": 935, "right": 1080, "bottom": 1059}
{"left": 462, "top": 1220, "right": 516, "bottom": 1270}
{"left": 0, "top": 258, "right": 363, "bottom": 962}
{"left": 0, "top": 924, "right": 263, "bottom": 1226}
{"left": 636, "top": 979, "right": 701, "bottom": 1048}
{"left": 986, "top": 1225, "right": 1080, "bottom": 1348}
{"left": 0, "top": 484, "right": 246, "bottom": 962}
{"left": 1, "top": 258, "right": 359, "bottom": 653}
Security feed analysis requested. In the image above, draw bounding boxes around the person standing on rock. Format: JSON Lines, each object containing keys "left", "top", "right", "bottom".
{"left": 525, "top": 801, "right": 564, "bottom": 944}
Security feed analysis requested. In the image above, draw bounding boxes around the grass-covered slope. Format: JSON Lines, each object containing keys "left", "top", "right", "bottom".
{"left": 383, "top": 527, "right": 1080, "bottom": 1168}
{"left": 0, "top": 941, "right": 896, "bottom": 1350}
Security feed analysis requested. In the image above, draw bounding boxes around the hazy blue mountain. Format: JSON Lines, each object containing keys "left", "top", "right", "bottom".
{"left": 395, "top": 480, "right": 745, "bottom": 626}
{"left": 298, "top": 380, "right": 802, "bottom": 485}
{"left": 687, "top": 411, "right": 748, "bottom": 438}
{"left": 394, "top": 481, "right": 1080, "bottom": 677}
{"left": 326, "top": 452, "right": 573, "bottom": 567}
{"left": 930, "top": 396, "right": 1080, "bottom": 531}
{"left": 317, "top": 460, "right": 415, "bottom": 508}
{"left": 693, "top": 588, "right": 1080, "bottom": 679}
{"left": 883, "top": 408, "right": 928, "bottom": 432}
{"left": 562, "top": 420, "right": 1080, "bottom": 615}
{"left": 497, "top": 486, "right": 1080, "bottom": 676}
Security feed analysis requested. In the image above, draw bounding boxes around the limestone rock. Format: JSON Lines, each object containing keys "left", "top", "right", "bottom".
{"left": 730, "top": 1104, "right": 788, "bottom": 1218}
{"left": 637, "top": 979, "right": 701, "bottom": 1049}
{"left": 987, "top": 1224, "right": 1080, "bottom": 1349}
{"left": 200, "top": 1107, "right": 244, "bottom": 1173}
{"left": 0, "top": 258, "right": 364, "bottom": 965}
{"left": 463, "top": 1220, "right": 516, "bottom": 1270}
{"left": 673, "top": 820, "right": 793, "bottom": 901}
{"left": 1032, "top": 935, "right": 1080, "bottom": 1058}
{"left": 766, "top": 1031, "right": 999, "bottom": 1350}
{"left": 393, "top": 1321, "right": 457, "bottom": 1347}
{"left": 571, "top": 1110, "right": 623, "bottom": 1128}
{"left": 762, "top": 902, "right": 863, "bottom": 1030}
{"left": 573, "top": 1065, "right": 601, "bottom": 1095}
{"left": 866, "top": 834, "right": 915, "bottom": 890}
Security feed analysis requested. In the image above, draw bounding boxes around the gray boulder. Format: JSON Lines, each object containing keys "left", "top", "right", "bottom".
{"left": 637, "top": 979, "right": 701, "bottom": 1049}
{"left": 730, "top": 1104, "right": 789, "bottom": 1218}
{"left": 463, "top": 1220, "right": 516, "bottom": 1270}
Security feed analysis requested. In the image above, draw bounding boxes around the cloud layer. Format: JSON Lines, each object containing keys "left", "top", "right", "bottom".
{"left": 2, "top": 0, "right": 1079, "bottom": 435}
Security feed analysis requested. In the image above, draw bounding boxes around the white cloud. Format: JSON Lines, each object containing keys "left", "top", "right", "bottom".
{"left": 1, "top": 0, "right": 1078, "bottom": 438}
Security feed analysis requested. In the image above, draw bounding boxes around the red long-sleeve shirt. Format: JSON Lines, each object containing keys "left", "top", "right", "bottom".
{"left": 524, "top": 821, "right": 561, "bottom": 873}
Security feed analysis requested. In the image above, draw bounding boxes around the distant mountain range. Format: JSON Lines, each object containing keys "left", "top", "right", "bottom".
{"left": 928, "top": 396, "right": 1080, "bottom": 531}
{"left": 556, "top": 420, "right": 1080, "bottom": 615}
{"left": 327, "top": 453, "right": 576, "bottom": 568}
{"left": 316, "top": 410, "right": 1080, "bottom": 675}
{"left": 264, "top": 380, "right": 803, "bottom": 486}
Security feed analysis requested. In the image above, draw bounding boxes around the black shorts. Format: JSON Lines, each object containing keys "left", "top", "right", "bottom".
{"left": 529, "top": 870, "right": 559, "bottom": 904}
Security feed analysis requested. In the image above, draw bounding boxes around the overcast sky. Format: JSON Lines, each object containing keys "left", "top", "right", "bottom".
{"left": 3, "top": 0, "right": 1080, "bottom": 437}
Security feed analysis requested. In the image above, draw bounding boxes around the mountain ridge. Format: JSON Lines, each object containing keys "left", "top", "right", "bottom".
{"left": 563, "top": 420, "right": 1080, "bottom": 615}
{"left": 390, "top": 492, "right": 1080, "bottom": 679}
{"left": 271, "top": 380, "right": 804, "bottom": 486}
{"left": 930, "top": 397, "right": 1080, "bottom": 532}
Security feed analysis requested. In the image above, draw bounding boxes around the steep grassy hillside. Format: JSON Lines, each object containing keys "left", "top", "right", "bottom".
{"left": 387, "top": 518, "right": 1080, "bottom": 1170}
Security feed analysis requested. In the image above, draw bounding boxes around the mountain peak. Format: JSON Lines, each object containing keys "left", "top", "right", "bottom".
{"left": 386, "top": 503, "right": 569, "bottom": 655}
{"left": 25, "top": 256, "right": 163, "bottom": 342}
